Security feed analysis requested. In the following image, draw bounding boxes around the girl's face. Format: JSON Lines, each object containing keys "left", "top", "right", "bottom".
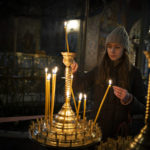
{"left": 107, "top": 43, "right": 124, "bottom": 61}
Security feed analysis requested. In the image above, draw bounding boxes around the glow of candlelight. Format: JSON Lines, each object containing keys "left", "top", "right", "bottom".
{"left": 66, "top": 90, "right": 70, "bottom": 98}
{"left": 52, "top": 67, "right": 58, "bottom": 74}
{"left": 84, "top": 94, "right": 87, "bottom": 100}
{"left": 67, "top": 20, "right": 80, "bottom": 32}
{"left": 71, "top": 74, "right": 73, "bottom": 80}
{"left": 109, "top": 79, "right": 112, "bottom": 85}
{"left": 64, "top": 21, "right": 67, "bottom": 27}
{"left": 79, "top": 93, "right": 83, "bottom": 101}
{"left": 45, "top": 67, "right": 48, "bottom": 73}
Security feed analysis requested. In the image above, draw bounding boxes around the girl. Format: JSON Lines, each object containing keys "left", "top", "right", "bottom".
{"left": 71, "top": 26, "right": 146, "bottom": 141}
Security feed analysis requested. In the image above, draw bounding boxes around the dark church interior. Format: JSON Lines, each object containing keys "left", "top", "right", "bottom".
{"left": 0, "top": 0, "right": 150, "bottom": 149}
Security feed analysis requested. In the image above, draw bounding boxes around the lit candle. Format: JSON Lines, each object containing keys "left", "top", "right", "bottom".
{"left": 93, "top": 80, "right": 112, "bottom": 126}
{"left": 63, "top": 90, "right": 70, "bottom": 126}
{"left": 66, "top": 90, "right": 70, "bottom": 99}
{"left": 83, "top": 94, "right": 87, "bottom": 121}
{"left": 66, "top": 90, "right": 70, "bottom": 102}
{"left": 45, "top": 68, "right": 48, "bottom": 119}
{"left": 50, "top": 66, "right": 58, "bottom": 125}
{"left": 64, "top": 21, "right": 69, "bottom": 52}
{"left": 71, "top": 74, "right": 73, "bottom": 87}
{"left": 47, "top": 73, "right": 51, "bottom": 120}
{"left": 71, "top": 74, "right": 78, "bottom": 113}
{"left": 71, "top": 89, "right": 78, "bottom": 114}
{"left": 77, "top": 93, "right": 82, "bottom": 121}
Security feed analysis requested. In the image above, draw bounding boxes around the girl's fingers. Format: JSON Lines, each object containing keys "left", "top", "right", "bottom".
{"left": 113, "top": 88, "right": 127, "bottom": 100}
{"left": 113, "top": 86, "right": 124, "bottom": 92}
{"left": 114, "top": 91, "right": 122, "bottom": 99}
{"left": 71, "top": 62, "right": 78, "bottom": 73}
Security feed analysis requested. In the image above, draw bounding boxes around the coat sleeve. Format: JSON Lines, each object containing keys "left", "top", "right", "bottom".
{"left": 129, "top": 67, "right": 146, "bottom": 115}
{"left": 72, "top": 66, "right": 97, "bottom": 93}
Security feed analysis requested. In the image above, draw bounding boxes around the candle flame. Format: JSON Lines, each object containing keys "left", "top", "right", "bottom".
{"left": 66, "top": 91, "right": 70, "bottom": 98}
{"left": 52, "top": 67, "right": 58, "bottom": 74}
{"left": 64, "top": 21, "right": 67, "bottom": 27}
{"left": 79, "top": 93, "right": 83, "bottom": 101}
{"left": 47, "top": 73, "right": 51, "bottom": 80}
{"left": 55, "top": 67, "right": 58, "bottom": 72}
{"left": 71, "top": 74, "right": 73, "bottom": 79}
{"left": 45, "top": 68, "right": 48, "bottom": 73}
{"left": 84, "top": 94, "right": 87, "bottom": 100}
{"left": 109, "top": 80, "right": 112, "bottom": 85}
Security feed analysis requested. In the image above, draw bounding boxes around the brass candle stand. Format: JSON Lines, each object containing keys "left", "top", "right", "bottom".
{"left": 29, "top": 52, "right": 102, "bottom": 148}
{"left": 127, "top": 51, "right": 150, "bottom": 150}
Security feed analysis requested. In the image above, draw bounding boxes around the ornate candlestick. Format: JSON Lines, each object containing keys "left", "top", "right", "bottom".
{"left": 29, "top": 52, "right": 102, "bottom": 148}
{"left": 54, "top": 52, "right": 77, "bottom": 131}
{"left": 127, "top": 51, "right": 150, "bottom": 150}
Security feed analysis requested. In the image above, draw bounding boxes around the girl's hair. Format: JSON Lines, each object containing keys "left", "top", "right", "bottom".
{"left": 97, "top": 49, "right": 132, "bottom": 89}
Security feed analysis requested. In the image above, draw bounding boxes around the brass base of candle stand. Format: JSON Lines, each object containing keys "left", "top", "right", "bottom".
{"left": 29, "top": 52, "right": 102, "bottom": 148}
{"left": 29, "top": 102, "right": 102, "bottom": 148}
{"left": 29, "top": 116, "right": 101, "bottom": 148}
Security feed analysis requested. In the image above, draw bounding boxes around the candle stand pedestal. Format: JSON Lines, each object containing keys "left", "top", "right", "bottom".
{"left": 29, "top": 52, "right": 102, "bottom": 149}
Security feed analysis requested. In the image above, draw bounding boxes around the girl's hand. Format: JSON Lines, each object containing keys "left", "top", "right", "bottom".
{"left": 71, "top": 61, "right": 78, "bottom": 74}
{"left": 113, "top": 86, "right": 133, "bottom": 105}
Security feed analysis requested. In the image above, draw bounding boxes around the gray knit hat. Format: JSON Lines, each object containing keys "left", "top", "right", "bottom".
{"left": 105, "top": 26, "right": 129, "bottom": 52}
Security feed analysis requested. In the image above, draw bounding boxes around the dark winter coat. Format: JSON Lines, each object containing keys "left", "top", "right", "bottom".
{"left": 73, "top": 62, "right": 146, "bottom": 141}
